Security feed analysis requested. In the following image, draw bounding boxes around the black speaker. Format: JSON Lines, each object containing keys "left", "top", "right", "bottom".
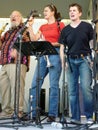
{"left": 29, "top": 88, "right": 46, "bottom": 116}
{"left": 40, "top": 88, "right": 45, "bottom": 115}
{"left": 63, "top": 83, "right": 69, "bottom": 116}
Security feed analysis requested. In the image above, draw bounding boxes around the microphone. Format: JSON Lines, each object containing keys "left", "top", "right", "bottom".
{"left": 91, "top": 19, "right": 98, "bottom": 24}
{"left": 57, "top": 18, "right": 61, "bottom": 22}
{"left": 32, "top": 14, "right": 42, "bottom": 18}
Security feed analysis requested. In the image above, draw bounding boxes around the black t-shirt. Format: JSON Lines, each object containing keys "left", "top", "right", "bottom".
{"left": 59, "top": 21, "right": 93, "bottom": 55}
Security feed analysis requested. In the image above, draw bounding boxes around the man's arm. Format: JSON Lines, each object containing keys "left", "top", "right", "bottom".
{"left": 0, "top": 37, "right": 2, "bottom": 50}
{"left": 89, "top": 39, "right": 95, "bottom": 59}
{"left": 89, "top": 39, "right": 94, "bottom": 50}
{"left": 60, "top": 44, "right": 65, "bottom": 68}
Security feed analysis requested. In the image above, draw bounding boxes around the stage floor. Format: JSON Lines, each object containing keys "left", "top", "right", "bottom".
{"left": 0, "top": 116, "right": 98, "bottom": 130}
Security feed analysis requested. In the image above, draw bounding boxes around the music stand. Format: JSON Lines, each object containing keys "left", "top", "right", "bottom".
{"left": 14, "top": 40, "right": 58, "bottom": 128}
{"left": 14, "top": 40, "right": 58, "bottom": 56}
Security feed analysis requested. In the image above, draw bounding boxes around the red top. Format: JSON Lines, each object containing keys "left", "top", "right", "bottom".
{"left": 40, "top": 21, "right": 65, "bottom": 43}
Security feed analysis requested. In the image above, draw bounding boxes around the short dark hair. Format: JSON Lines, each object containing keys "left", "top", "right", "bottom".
{"left": 69, "top": 3, "right": 82, "bottom": 13}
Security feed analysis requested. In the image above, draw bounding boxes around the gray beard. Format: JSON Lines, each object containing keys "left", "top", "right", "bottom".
{"left": 10, "top": 22, "right": 20, "bottom": 28}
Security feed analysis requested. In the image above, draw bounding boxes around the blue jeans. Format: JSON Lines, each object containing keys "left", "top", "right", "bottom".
{"left": 31, "top": 48, "right": 61, "bottom": 117}
{"left": 67, "top": 57, "right": 93, "bottom": 121}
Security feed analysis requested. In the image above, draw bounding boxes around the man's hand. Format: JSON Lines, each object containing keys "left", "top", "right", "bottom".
{"left": 10, "top": 48, "right": 18, "bottom": 59}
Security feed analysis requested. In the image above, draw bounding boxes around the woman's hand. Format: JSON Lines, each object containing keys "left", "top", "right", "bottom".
{"left": 27, "top": 16, "right": 34, "bottom": 28}
{"left": 51, "top": 42, "right": 60, "bottom": 47}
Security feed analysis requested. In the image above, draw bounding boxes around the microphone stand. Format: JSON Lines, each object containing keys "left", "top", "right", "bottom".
{"left": 60, "top": 53, "right": 68, "bottom": 128}
{"left": 12, "top": 34, "right": 22, "bottom": 122}
{"left": 92, "top": 0, "right": 98, "bottom": 125}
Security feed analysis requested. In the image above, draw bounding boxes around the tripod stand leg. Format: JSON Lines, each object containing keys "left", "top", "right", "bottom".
{"left": 60, "top": 86, "right": 68, "bottom": 128}
{"left": 11, "top": 62, "right": 20, "bottom": 121}
{"left": 35, "top": 108, "right": 43, "bottom": 128}
{"left": 60, "top": 114, "right": 68, "bottom": 128}
{"left": 29, "top": 54, "right": 43, "bottom": 128}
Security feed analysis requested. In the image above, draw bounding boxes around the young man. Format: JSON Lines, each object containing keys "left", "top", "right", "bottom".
{"left": 59, "top": 3, "right": 94, "bottom": 124}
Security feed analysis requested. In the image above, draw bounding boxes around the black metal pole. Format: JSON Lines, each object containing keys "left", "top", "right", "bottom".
{"left": 12, "top": 34, "right": 22, "bottom": 120}
{"left": 92, "top": 0, "right": 98, "bottom": 123}
{"left": 60, "top": 53, "right": 68, "bottom": 128}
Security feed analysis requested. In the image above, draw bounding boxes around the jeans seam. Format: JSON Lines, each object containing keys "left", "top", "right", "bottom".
{"left": 83, "top": 57, "right": 93, "bottom": 71}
